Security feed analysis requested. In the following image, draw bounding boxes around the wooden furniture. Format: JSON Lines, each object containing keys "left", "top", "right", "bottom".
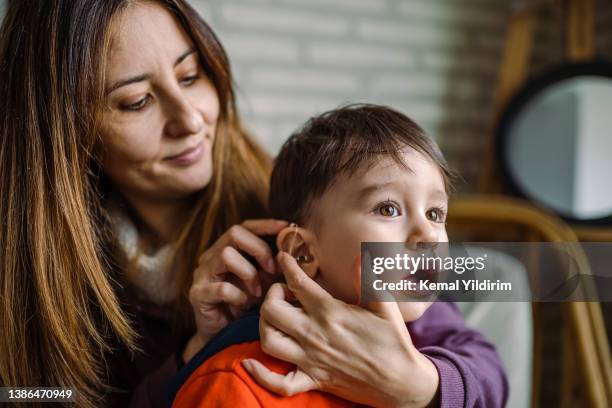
{"left": 449, "top": 0, "right": 611, "bottom": 405}
{"left": 481, "top": 0, "right": 596, "bottom": 193}
{"left": 481, "top": 0, "right": 612, "bottom": 237}
{"left": 448, "top": 194, "right": 612, "bottom": 407}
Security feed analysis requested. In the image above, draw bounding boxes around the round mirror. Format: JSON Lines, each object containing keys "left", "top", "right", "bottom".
{"left": 497, "top": 62, "right": 612, "bottom": 224}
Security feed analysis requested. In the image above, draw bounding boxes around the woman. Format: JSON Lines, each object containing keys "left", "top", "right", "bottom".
{"left": 0, "top": 0, "right": 276, "bottom": 406}
{"left": 0, "top": 1, "right": 506, "bottom": 407}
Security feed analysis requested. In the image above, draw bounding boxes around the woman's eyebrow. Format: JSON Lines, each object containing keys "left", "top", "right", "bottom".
{"left": 105, "top": 74, "right": 148, "bottom": 96}
{"left": 105, "top": 48, "right": 197, "bottom": 95}
{"left": 174, "top": 48, "right": 197, "bottom": 66}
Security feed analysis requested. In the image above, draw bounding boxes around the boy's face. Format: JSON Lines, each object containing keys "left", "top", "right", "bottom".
{"left": 285, "top": 148, "right": 448, "bottom": 321}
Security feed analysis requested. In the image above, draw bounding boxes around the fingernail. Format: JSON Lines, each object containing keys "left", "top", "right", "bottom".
{"left": 255, "top": 284, "right": 262, "bottom": 297}
{"left": 242, "top": 359, "right": 253, "bottom": 371}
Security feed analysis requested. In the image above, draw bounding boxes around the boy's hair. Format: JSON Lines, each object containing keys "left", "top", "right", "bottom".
{"left": 269, "top": 103, "right": 455, "bottom": 226}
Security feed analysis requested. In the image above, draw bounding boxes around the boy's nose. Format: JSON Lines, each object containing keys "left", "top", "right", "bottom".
{"left": 405, "top": 216, "right": 438, "bottom": 247}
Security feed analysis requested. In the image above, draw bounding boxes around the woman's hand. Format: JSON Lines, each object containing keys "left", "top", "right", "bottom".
{"left": 242, "top": 252, "right": 440, "bottom": 408}
{"left": 183, "top": 219, "right": 288, "bottom": 363}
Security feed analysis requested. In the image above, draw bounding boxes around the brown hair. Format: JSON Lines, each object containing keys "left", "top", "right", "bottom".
{"left": 269, "top": 104, "right": 454, "bottom": 225}
{"left": 0, "top": 1, "right": 270, "bottom": 406}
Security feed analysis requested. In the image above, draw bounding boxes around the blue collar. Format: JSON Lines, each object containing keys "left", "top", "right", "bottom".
{"left": 166, "top": 305, "right": 261, "bottom": 406}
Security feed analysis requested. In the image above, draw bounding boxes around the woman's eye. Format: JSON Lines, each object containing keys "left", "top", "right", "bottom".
{"left": 180, "top": 74, "right": 199, "bottom": 86}
{"left": 121, "top": 96, "right": 149, "bottom": 112}
{"left": 427, "top": 208, "right": 447, "bottom": 223}
{"left": 375, "top": 203, "right": 401, "bottom": 217}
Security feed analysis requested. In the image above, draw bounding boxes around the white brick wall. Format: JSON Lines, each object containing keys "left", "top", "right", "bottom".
{"left": 0, "top": 0, "right": 513, "bottom": 188}
{"left": 1, "top": 1, "right": 609, "bottom": 187}
{"left": 190, "top": 0, "right": 511, "bottom": 189}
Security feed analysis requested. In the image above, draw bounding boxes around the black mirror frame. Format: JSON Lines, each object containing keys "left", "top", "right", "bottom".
{"left": 495, "top": 59, "right": 612, "bottom": 225}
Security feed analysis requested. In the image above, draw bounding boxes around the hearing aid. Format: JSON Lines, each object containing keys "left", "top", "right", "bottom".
{"left": 288, "top": 222, "right": 313, "bottom": 264}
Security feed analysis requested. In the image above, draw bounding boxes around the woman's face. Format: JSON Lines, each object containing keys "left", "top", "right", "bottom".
{"left": 101, "top": 1, "right": 219, "bottom": 202}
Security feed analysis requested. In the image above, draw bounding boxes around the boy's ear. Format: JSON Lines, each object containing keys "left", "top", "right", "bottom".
{"left": 276, "top": 225, "right": 319, "bottom": 279}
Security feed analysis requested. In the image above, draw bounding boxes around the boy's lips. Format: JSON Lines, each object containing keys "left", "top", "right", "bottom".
{"left": 403, "top": 267, "right": 437, "bottom": 282}
{"left": 403, "top": 267, "right": 439, "bottom": 297}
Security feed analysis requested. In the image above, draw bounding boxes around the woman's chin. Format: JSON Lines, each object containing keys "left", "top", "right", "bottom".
{"left": 166, "top": 161, "right": 213, "bottom": 194}
{"left": 156, "top": 171, "right": 212, "bottom": 200}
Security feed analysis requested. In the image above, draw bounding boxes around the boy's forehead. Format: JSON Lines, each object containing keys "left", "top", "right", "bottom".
{"left": 319, "top": 150, "right": 447, "bottom": 205}
{"left": 352, "top": 150, "right": 443, "bottom": 188}
{"left": 303, "top": 149, "right": 447, "bottom": 228}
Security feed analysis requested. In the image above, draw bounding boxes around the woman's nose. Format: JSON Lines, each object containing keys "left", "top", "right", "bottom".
{"left": 164, "top": 94, "right": 204, "bottom": 138}
{"left": 405, "top": 217, "right": 438, "bottom": 247}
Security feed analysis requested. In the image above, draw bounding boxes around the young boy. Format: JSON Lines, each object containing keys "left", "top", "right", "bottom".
{"left": 168, "top": 104, "right": 508, "bottom": 407}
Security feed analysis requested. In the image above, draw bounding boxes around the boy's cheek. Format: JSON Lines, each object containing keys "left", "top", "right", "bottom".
{"left": 438, "top": 225, "right": 449, "bottom": 243}
{"left": 352, "top": 255, "right": 361, "bottom": 303}
{"left": 398, "top": 301, "right": 433, "bottom": 322}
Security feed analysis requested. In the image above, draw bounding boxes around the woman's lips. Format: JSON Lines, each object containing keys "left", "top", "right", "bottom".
{"left": 165, "top": 141, "right": 204, "bottom": 165}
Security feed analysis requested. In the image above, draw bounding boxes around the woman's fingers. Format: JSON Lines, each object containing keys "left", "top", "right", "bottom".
{"left": 188, "top": 219, "right": 288, "bottom": 348}
{"left": 199, "top": 281, "right": 249, "bottom": 309}
{"left": 244, "top": 250, "right": 426, "bottom": 407}
{"left": 259, "top": 315, "right": 307, "bottom": 364}
{"left": 220, "top": 246, "right": 261, "bottom": 297}
{"left": 241, "top": 219, "right": 288, "bottom": 236}
{"left": 216, "top": 223, "right": 281, "bottom": 274}
{"left": 241, "top": 359, "right": 317, "bottom": 397}
{"left": 260, "top": 284, "right": 309, "bottom": 340}
{"left": 265, "top": 281, "right": 297, "bottom": 302}
{"left": 359, "top": 250, "right": 408, "bottom": 328}
{"left": 225, "top": 218, "right": 288, "bottom": 275}
{"left": 199, "top": 218, "right": 288, "bottom": 287}
{"left": 277, "top": 251, "right": 333, "bottom": 311}
{"left": 363, "top": 300, "right": 407, "bottom": 332}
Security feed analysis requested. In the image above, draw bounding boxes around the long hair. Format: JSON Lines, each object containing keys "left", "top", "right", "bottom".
{"left": 0, "top": 1, "right": 271, "bottom": 406}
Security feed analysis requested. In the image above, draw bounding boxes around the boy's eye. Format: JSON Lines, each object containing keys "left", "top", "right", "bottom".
{"left": 426, "top": 207, "right": 447, "bottom": 223}
{"left": 121, "top": 96, "right": 150, "bottom": 112}
{"left": 375, "top": 202, "right": 401, "bottom": 217}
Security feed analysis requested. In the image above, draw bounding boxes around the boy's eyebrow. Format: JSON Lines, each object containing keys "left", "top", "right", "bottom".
{"left": 105, "top": 48, "right": 197, "bottom": 95}
{"left": 431, "top": 189, "right": 449, "bottom": 201}
{"left": 357, "top": 183, "right": 448, "bottom": 203}
{"left": 356, "top": 181, "right": 397, "bottom": 198}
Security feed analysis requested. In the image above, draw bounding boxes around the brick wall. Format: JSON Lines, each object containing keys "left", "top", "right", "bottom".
{"left": 0, "top": 0, "right": 511, "bottom": 190}
{"left": 190, "top": 0, "right": 511, "bottom": 190}
{"left": 1, "top": 1, "right": 610, "bottom": 188}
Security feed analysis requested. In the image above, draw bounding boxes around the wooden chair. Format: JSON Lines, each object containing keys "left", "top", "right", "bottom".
{"left": 447, "top": 194, "right": 612, "bottom": 408}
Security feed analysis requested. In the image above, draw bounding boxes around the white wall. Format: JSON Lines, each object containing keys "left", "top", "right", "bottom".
{"left": 190, "top": 0, "right": 510, "bottom": 188}
{"left": 0, "top": 0, "right": 511, "bottom": 187}
{"left": 2, "top": 1, "right": 612, "bottom": 190}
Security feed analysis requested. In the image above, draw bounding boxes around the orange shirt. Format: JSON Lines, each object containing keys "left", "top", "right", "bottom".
{"left": 172, "top": 341, "right": 354, "bottom": 408}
